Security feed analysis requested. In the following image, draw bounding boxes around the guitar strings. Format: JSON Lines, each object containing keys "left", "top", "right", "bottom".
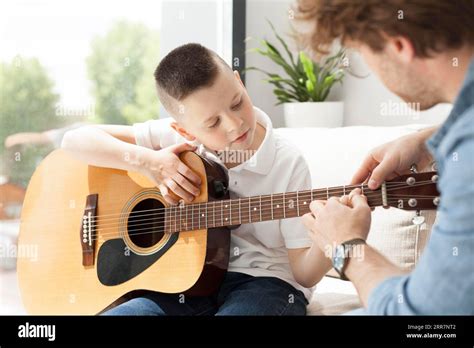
{"left": 86, "top": 180, "right": 437, "bottom": 227}
{"left": 87, "top": 184, "right": 438, "bottom": 240}
{"left": 86, "top": 179, "right": 437, "bottom": 224}
{"left": 21, "top": 180, "right": 438, "bottom": 238}
{"left": 87, "top": 197, "right": 439, "bottom": 242}
{"left": 22, "top": 180, "right": 435, "bottom": 233}
{"left": 87, "top": 193, "right": 439, "bottom": 234}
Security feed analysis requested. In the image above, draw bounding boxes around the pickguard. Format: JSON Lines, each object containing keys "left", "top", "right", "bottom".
{"left": 97, "top": 234, "right": 179, "bottom": 286}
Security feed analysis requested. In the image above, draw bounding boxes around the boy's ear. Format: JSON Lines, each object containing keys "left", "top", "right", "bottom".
{"left": 234, "top": 70, "right": 245, "bottom": 87}
{"left": 170, "top": 121, "right": 196, "bottom": 142}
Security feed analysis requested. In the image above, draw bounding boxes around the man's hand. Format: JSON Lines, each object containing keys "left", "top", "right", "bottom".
{"left": 302, "top": 189, "right": 371, "bottom": 254}
{"left": 141, "top": 143, "right": 202, "bottom": 205}
{"left": 351, "top": 127, "right": 437, "bottom": 189}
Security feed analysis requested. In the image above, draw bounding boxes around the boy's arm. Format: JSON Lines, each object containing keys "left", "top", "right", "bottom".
{"left": 61, "top": 124, "right": 201, "bottom": 204}
{"left": 288, "top": 245, "right": 332, "bottom": 288}
{"left": 61, "top": 125, "right": 151, "bottom": 173}
{"left": 280, "top": 155, "right": 332, "bottom": 288}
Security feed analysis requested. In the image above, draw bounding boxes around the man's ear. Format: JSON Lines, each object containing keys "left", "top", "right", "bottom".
{"left": 385, "top": 35, "right": 416, "bottom": 63}
{"left": 170, "top": 122, "right": 196, "bottom": 142}
{"left": 234, "top": 70, "right": 245, "bottom": 87}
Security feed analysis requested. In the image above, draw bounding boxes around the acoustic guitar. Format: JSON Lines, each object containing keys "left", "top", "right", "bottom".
{"left": 17, "top": 149, "right": 440, "bottom": 314}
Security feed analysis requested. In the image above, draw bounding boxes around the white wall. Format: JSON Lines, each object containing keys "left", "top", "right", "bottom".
{"left": 245, "top": 0, "right": 451, "bottom": 127}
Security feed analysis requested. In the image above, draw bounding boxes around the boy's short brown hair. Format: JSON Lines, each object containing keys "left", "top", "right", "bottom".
{"left": 154, "top": 43, "right": 230, "bottom": 115}
{"left": 295, "top": 0, "right": 474, "bottom": 57}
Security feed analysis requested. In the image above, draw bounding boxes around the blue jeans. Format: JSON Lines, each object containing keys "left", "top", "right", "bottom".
{"left": 102, "top": 272, "right": 308, "bottom": 315}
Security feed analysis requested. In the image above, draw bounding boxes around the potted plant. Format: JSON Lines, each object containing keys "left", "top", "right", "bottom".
{"left": 247, "top": 21, "right": 347, "bottom": 128}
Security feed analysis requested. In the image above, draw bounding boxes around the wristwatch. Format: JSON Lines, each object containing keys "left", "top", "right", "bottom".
{"left": 332, "top": 238, "right": 367, "bottom": 280}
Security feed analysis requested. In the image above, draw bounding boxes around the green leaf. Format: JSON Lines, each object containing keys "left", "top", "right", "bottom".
{"left": 267, "top": 19, "right": 297, "bottom": 69}
{"left": 305, "top": 79, "right": 314, "bottom": 93}
{"left": 299, "top": 51, "right": 316, "bottom": 85}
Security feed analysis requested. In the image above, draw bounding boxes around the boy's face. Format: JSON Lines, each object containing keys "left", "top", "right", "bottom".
{"left": 170, "top": 65, "right": 257, "bottom": 153}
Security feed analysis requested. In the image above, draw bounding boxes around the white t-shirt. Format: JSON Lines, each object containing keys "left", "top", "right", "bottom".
{"left": 133, "top": 106, "right": 314, "bottom": 300}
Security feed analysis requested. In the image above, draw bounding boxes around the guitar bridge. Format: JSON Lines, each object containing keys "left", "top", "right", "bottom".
{"left": 81, "top": 194, "right": 98, "bottom": 267}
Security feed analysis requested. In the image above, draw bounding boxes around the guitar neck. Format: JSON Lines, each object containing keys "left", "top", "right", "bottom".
{"left": 165, "top": 183, "right": 382, "bottom": 233}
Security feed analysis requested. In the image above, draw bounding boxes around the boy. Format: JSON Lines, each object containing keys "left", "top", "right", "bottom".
{"left": 62, "top": 43, "right": 331, "bottom": 315}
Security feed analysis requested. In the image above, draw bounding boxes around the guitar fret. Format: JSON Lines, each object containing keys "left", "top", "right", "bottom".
{"left": 221, "top": 200, "right": 224, "bottom": 226}
{"left": 259, "top": 195, "right": 262, "bottom": 222}
{"left": 283, "top": 192, "right": 286, "bottom": 218}
{"left": 296, "top": 191, "right": 300, "bottom": 216}
{"left": 311, "top": 189, "right": 314, "bottom": 201}
{"left": 180, "top": 203, "right": 182, "bottom": 231}
{"left": 249, "top": 197, "right": 251, "bottom": 223}
{"left": 271, "top": 194, "right": 274, "bottom": 220}
{"left": 205, "top": 203, "right": 208, "bottom": 228}
{"left": 213, "top": 201, "right": 215, "bottom": 228}
{"left": 239, "top": 198, "right": 242, "bottom": 224}
{"left": 326, "top": 187, "right": 329, "bottom": 200}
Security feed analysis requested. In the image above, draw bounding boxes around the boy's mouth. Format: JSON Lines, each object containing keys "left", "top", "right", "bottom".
{"left": 233, "top": 129, "right": 249, "bottom": 143}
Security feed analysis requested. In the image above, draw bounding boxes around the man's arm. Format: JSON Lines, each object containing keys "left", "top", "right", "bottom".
{"left": 343, "top": 244, "right": 407, "bottom": 307}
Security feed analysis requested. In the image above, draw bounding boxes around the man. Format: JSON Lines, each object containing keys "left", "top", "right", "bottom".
{"left": 298, "top": 0, "right": 474, "bottom": 314}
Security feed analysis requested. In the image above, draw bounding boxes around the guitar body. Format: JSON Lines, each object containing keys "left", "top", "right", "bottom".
{"left": 17, "top": 149, "right": 231, "bottom": 314}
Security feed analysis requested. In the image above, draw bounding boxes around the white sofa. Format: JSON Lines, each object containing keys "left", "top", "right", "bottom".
{"left": 275, "top": 125, "right": 438, "bottom": 315}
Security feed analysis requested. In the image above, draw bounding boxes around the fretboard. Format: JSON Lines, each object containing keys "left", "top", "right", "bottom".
{"left": 164, "top": 184, "right": 380, "bottom": 233}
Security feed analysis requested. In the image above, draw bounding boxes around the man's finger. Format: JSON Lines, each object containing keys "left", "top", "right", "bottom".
{"left": 302, "top": 213, "right": 316, "bottom": 230}
{"left": 339, "top": 195, "right": 350, "bottom": 205}
{"left": 350, "top": 154, "right": 379, "bottom": 185}
{"left": 351, "top": 192, "right": 369, "bottom": 209}
{"left": 309, "top": 200, "right": 326, "bottom": 214}
{"left": 368, "top": 158, "right": 398, "bottom": 189}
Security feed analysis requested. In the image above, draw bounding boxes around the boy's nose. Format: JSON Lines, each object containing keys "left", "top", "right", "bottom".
{"left": 225, "top": 113, "right": 244, "bottom": 132}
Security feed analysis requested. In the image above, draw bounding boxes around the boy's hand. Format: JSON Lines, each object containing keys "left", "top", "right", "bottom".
{"left": 142, "top": 143, "right": 202, "bottom": 205}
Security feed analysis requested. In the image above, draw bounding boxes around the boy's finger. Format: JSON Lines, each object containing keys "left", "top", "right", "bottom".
{"left": 169, "top": 142, "right": 197, "bottom": 155}
{"left": 177, "top": 162, "right": 201, "bottom": 185}
{"left": 164, "top": 178, "right": 194, "bottom": 202}
{"left": 174, "top": 172, "right": 200, "bottom": 197}
{"left": 159, "top": 184, "right": 178, "bottom": 205}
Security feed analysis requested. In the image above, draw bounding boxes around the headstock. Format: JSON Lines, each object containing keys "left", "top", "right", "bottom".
{"left": 382, "top": 171, "right": 440, "bottom": 210}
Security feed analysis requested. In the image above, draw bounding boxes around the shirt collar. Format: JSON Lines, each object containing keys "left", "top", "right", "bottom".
{"left": 199, "top": 106, "right": 276, "bottom": 175}
{"left": 427, "top": 57, "right": 474, "bottom": 152}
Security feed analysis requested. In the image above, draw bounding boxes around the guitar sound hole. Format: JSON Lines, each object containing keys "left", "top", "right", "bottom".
{"left": 127, "top": 198, "right": 165, "bottom": 248}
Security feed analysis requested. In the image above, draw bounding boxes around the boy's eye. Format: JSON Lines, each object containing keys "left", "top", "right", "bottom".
{"left": 209, "top": 117, "right": 220, "bottom": 128}
{"left": 232, "top": 99, "right": 243, "bottom": 110}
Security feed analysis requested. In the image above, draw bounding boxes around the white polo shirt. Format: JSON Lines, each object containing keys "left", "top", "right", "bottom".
{"left": 133, "top": 106, "right": 314, "bottom": 300}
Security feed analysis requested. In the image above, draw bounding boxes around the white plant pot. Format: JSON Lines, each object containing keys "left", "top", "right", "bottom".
{"left": 283, "top": 102, "right": 344, "bottom": 128}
